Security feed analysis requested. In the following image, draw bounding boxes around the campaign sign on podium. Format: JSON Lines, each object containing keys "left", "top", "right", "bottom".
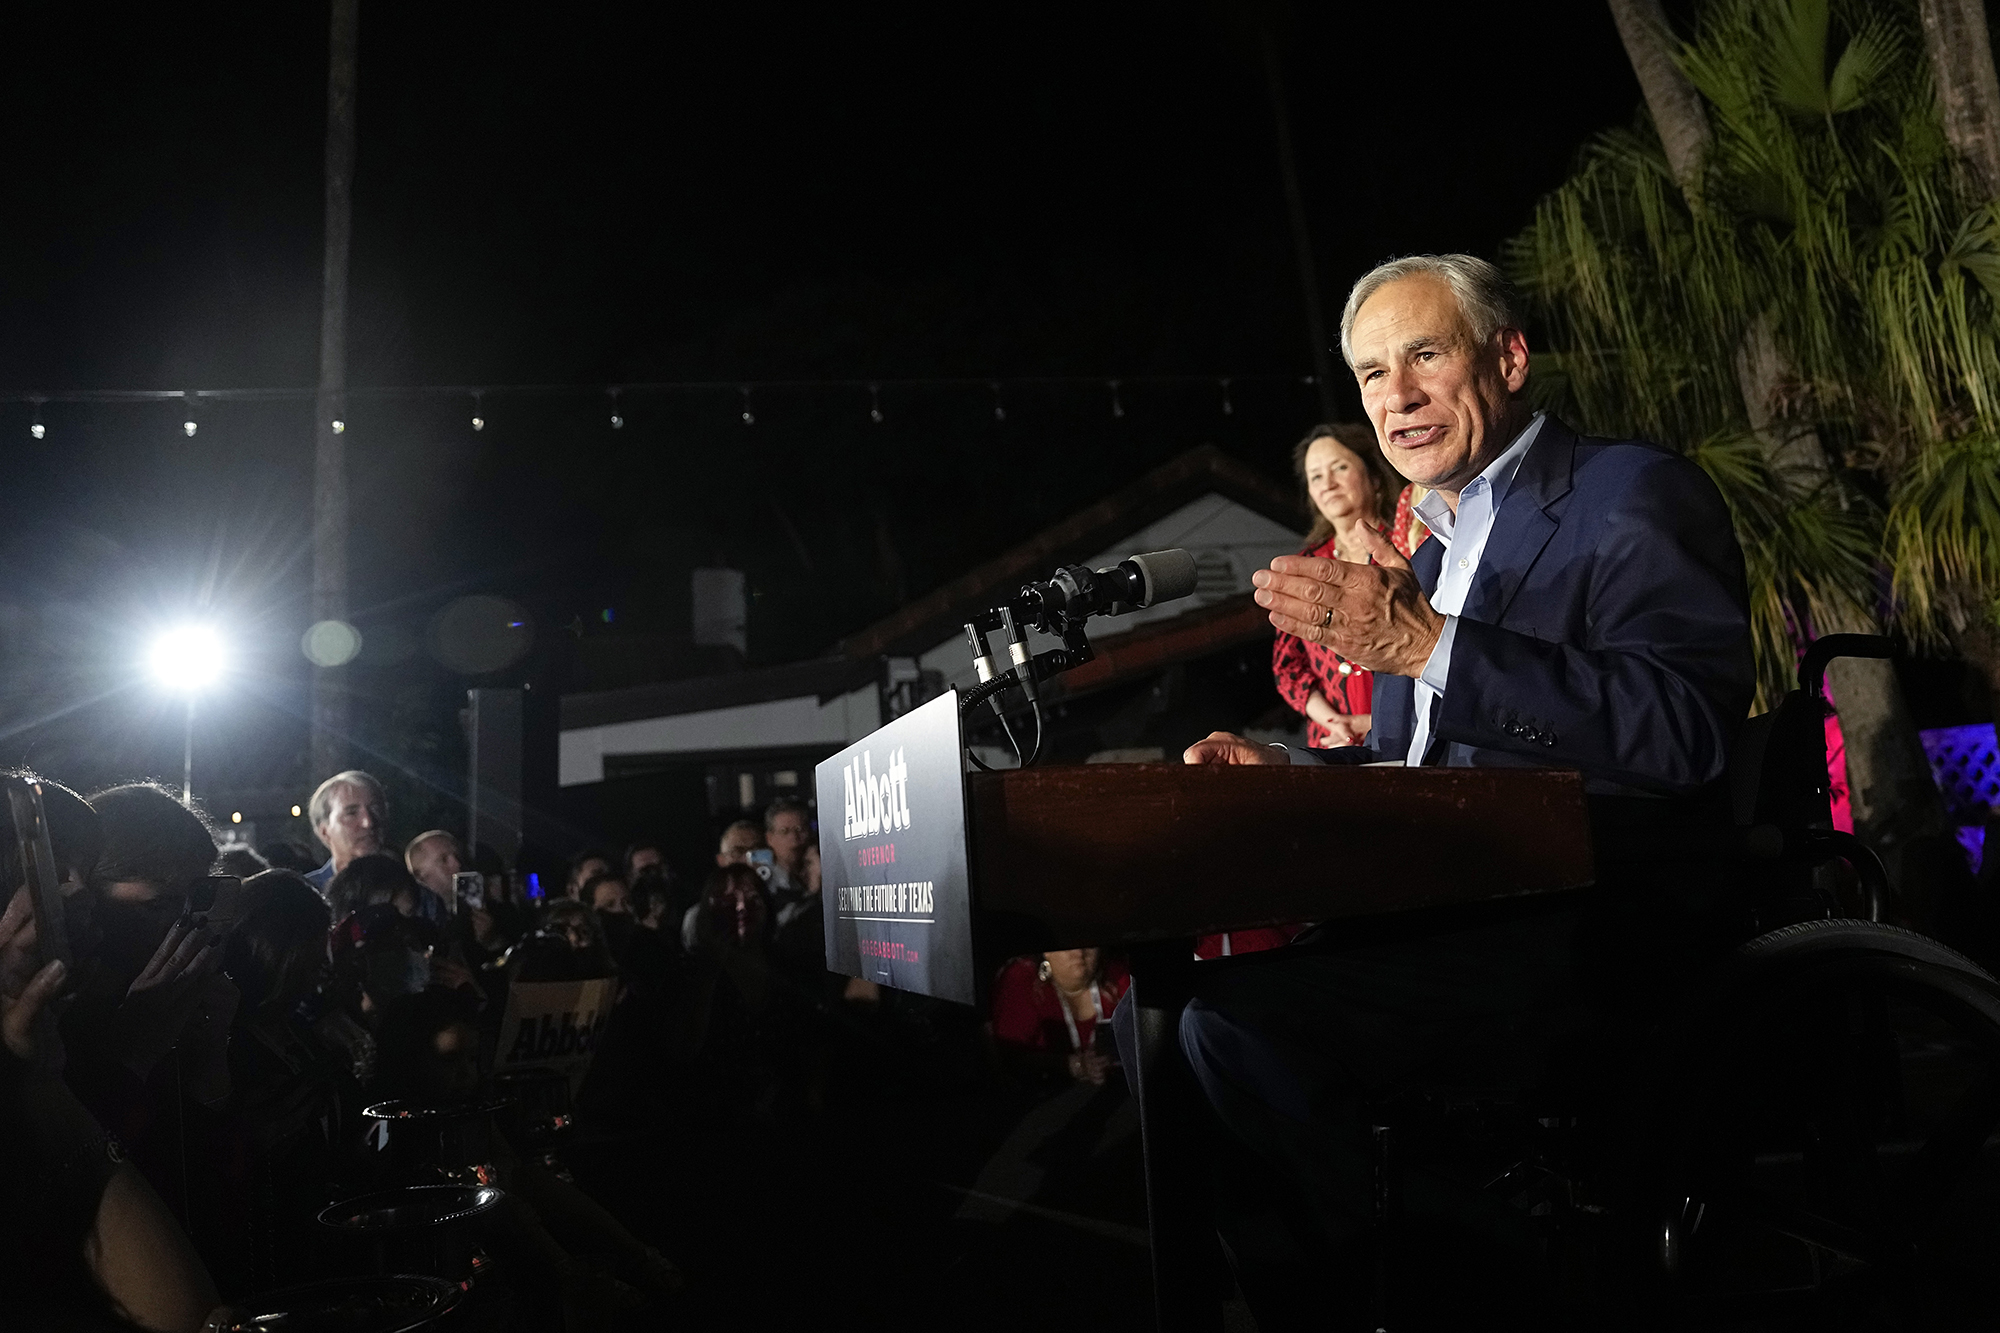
{"left": 819, "top": 689, "right": 976, "bottom": 1005}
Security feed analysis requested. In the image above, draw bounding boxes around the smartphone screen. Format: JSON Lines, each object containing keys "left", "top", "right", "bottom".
{"left": 454, "top": 870, "right": 484, "bottom": 913}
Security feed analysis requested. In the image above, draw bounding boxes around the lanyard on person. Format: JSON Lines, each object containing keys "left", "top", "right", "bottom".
{"left": 1057, "top": 982, "right": 1104, "bottom": 1051}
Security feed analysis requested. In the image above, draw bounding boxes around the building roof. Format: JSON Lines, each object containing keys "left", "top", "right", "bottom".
{"left": 835, "top": 445, "right": 1300, "bottom": 661}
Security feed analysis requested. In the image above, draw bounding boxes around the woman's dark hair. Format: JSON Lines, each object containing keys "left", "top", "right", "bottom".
{"left": 705, "top": 863, "right": 766, "bottom": 898}
{"left": 697, "top": 863, "right": 771, "bottom": 947}
{"left": 517, "top": 898, "right": 617, "bottom": 980}
{"left": 223, "top": 870, "right": 332, "bottom": 1012}
{"left": 258, "top": 841, "right": 320, "bottom": 874}
{"left": 327, "top": 853, "right": 420, "bottom": 921}
{"left": 541, "top": 897, "right": 603, "bottom": 947}
{"left": 1292, "top": 422, "right": 1399, "bottom": 545}
{"left": 629, "top": 874, "right": 671, "bottom": 923}
{"left": 217, "top": 845, "right": 269, "bottom": 880}
{"left": 86, "top": 782, "right": 219, "bottom": 892}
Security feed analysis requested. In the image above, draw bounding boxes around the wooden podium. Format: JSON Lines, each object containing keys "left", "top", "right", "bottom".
{"left": 965, "top": 762, "right": 1597, "bottom": 1332}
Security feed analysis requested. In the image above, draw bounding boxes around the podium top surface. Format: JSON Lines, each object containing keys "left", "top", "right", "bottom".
{"left": 968, "top": 763, "right": 1595, "bottom": 949}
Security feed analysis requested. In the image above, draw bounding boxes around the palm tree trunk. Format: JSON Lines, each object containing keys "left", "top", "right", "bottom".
{"left": 1824, "top": 633, "right": 1954, "bottom": 913}
{"left": 1605, "top": 0, "right": 1712, "bottom": 197}
{"left": 1957, "top": 619, "right": 2000, "bottom": 719}
{"left": 1739, "top": 311, "right": 1952, "bottom": 902}
{"left": 1607, "top": 0, "right": 1951, "bottom": 907}
{"left": 1918, "top": 0, "right": 2000, "bottom": 806}
{"left": 1918, "top": 0, "right": 2000, "bottom": 199}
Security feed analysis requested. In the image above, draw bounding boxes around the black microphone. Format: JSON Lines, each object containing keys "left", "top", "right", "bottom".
{"left": 958, "top": 549, "right": 1200, "bottom": 765}
{"left": 1027, "top": 549, "right": 1199, "bottom": 624}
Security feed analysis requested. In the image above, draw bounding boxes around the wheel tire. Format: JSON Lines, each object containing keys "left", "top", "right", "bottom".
{"left": 1736, "top": 918, "right": 1994, "bottom": 981}
{"left": 1597, "top": 926, "right": 2000, "bottom": 1328}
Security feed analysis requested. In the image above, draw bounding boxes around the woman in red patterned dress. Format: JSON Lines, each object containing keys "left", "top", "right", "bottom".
{"left": 1191, "top": 427, "right": 1428, "bottom": 963}
{"left": 1271, "top": 422, "right": 1428, "bottom": 749}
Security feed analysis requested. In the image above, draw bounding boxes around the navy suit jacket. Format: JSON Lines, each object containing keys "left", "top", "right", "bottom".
{"left": 1314, "top": 416, "right": 1754, "bottom": 796}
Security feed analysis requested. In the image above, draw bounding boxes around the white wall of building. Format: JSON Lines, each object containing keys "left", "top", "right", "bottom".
{"left": 559, "top": 492, "right": 1298, "bottom": 786}
{"left": 559, "top": 683, "right": 880, "bottom": 786}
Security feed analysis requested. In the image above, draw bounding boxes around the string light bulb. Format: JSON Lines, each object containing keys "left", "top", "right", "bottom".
{"left": 1219, "top": 377, "right": 1234, "bottom": 417}
{"left": 471, "top": 392, "right": 485, "bottom": 432}
{"left": 990, "top": 381, "right": 1006, "bottom": 423}
{"left": 868, "top": 383, "right": 883, "bottom": 425}
{"left": 330, "top": 419, "right": 345, "bottom": 434}
{"left": 29, "top": 401, "right": 45, "bottom": 440}
{"left": 182, "top": 394, "right": 199, "bottom": 437}
{"left": 608, "top": 388, "right": 624, "bottom": 430}
{"left": 1109, "top": 379, "right": 1125, "bottom": 419}
{"left": 739, "top": 386, "right": 755, "bottom": 426}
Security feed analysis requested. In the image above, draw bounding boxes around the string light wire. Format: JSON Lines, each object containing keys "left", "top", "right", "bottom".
{"left": 0, "top": 373, "right": 1321, "bottom": 436}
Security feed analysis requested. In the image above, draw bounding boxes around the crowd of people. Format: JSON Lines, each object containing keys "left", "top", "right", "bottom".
{"left": 0, "top": 758, "right": 1138, "bottom": 1332}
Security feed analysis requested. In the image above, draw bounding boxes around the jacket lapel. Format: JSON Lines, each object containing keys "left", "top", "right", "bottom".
{"left": 1412, "top": 530, "right": 1443, "bottom": 596}
{"left": 1369, "top": 539, "right": 1444, "bottom": 755}
{"left": 1461, "top": 416, "right": 1576, "bottom": 624}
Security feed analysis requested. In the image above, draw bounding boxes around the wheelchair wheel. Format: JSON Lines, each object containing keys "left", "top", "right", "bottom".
{"left": 1613, "top": 919, "right": 2000, "bottom": 1331}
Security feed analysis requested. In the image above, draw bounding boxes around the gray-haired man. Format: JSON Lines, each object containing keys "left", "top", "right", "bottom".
{"left": 1160, "top": 253, "right": 1752, "bottom": 1320}
{"left": 304, "top": 769, "right": 389, "bottom": 894}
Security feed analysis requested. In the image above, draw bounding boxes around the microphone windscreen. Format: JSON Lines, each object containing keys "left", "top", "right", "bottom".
{"left": 1126, "top": 549, "right": 1198, "bottom": 607}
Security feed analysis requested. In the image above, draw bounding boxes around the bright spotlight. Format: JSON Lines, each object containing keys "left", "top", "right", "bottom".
{"left": 149, "top": 626, "right": 226, "bottom": 692}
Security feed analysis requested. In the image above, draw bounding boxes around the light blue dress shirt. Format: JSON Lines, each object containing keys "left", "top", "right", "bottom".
{"left": 1404, "top": 412, "right": 1545, "bottom": 766}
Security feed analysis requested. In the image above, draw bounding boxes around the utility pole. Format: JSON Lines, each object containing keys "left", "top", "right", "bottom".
{"left": 312, "top": 0, "right": 358, "bottom": 781}
{"left": 1259, "top": 24, "right": 1339, "bottom": 422}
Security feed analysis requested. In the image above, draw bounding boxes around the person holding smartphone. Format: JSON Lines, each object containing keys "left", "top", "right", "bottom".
{"left": 1, "top": 879, "right": 226, "bottom": 1331}
{"left": 404, "top": 828, "right": 472, "bottom": 929}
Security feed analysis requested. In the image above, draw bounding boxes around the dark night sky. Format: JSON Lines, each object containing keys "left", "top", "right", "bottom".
{"left": 0, "top": 0, "right": 1643, "bottom": 817}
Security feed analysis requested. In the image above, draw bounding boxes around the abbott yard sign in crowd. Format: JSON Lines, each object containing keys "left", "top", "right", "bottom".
{"left": 495, "top": 976, "right": 618, "bottom": 1095}
{"left": 819, "top": 689, "right": 976, "bottom": 1005}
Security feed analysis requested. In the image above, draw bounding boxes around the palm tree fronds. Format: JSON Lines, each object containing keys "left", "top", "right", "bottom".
{"left": 1885, "top": 433, "right": 2000, "bottom": 641}
{"left": 1690, "top": 432, "right": 1879, "bottom": 707}
{"left": 1509, "top": 0, "right": 2000, "bottom": 693}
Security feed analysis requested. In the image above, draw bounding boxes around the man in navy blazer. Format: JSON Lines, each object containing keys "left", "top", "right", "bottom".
{"left": 1172, "top": 255, "right": 1754, "bottom": 1322}
{"left": 1293, "top": 411, "right": 1752, "bottom": 790}
{"left": 1188, "top": 266, "right": 1752, "bottom": 788}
